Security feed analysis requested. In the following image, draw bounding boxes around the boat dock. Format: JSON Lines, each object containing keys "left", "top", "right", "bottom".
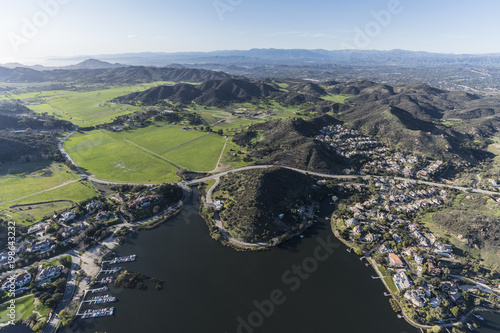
{"left": 101, "top": 267, "right": 122, "bottom": 275}
{"left": 106, "top": 254, "right": 136, "bottom": 265}
{"left": 89, "top": 286, "right": 109, "bottom": 294}
{"left": 94, "top": 276, "right": 113, "bottom": 286}
{"left": 80, "top": 307, "right": 114, "bottom": 319}
{"left": 84, "top": 295, "right": 117, "bottom": 304}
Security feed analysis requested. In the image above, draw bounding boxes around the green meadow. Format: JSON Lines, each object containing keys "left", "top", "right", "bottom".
{"left": 162, "top": 134, "right": 227, "bottom": 171}
{"left": 64, "top": 125, "right": 227, "bottom": 182}
{"left": 0, "top": 180, "right": 98, "bottom": 225}
{"left": 0, "top": 295, "right": 34, "bottom": 323}
{"left": 0, "top": 83, "right": 175, "bottom": 127}
{"left": 0, "top": 163, "right": 79, "bottom": 204}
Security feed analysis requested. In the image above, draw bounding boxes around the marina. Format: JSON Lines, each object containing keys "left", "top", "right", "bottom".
{"left": 107, "top": 254, "right": 136, "bottom": 265}
{"left": 81, "top": 307, "right": 115, "bottom": 319}
{"left": 90, "top": 286, "right": 109, "bottom": 294}
{"left": 84, "top": 295, "right": 117, "bottom": 305}
{"left": 93, "top": 276, "right": 113, "bottom": 286}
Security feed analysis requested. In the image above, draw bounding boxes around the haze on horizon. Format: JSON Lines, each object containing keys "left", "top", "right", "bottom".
{"left": 1, "top": 0, "right": 499, "bottom": 64}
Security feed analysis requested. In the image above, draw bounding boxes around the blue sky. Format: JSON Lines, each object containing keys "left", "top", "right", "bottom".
{"left": 1, "top": 0, "right": 499, "bottom": 63}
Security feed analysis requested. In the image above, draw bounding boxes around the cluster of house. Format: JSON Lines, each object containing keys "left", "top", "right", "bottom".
{"left": 27, "top": 238, "right": 55, "bottom": 253}
{"left": 0, "top": 263, "right": 63, "bottom": 294}
{"left": 375, "top": 178, "right": 448, "bottom": 215}
{"left": 127, "top": 194, "right": 159, "bottom": 209}
{"left": 315, "top": 124, "right": 444, "bottom": 179}
{"left": 28, "top": 222, "right": 49, "bottom": 235}
{"left": 1, "top": 272, "right": 31, "bottom": 291}
{"left": 35, "top": 265, "right": 62, "bottom": 283}
{"left": 335, "top": 178, "right": 469, "bottom": 313}
{"left": 416, "top": 160, "right": 444, "bottom": 180}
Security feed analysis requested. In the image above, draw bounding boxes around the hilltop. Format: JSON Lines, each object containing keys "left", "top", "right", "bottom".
{"left": 232, "top": 115, "right": 343, "bottom": 172}
{"left": 215, "top": 167, "right": 319, "bottom": 243}
{"left": 115, "top": 78, "right": 281, "bottom": 106}
{"left": 0, "top": 66, "right": 232, "bottom": 84}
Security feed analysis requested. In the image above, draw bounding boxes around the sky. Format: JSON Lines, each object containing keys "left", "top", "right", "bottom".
{"left": 1, "top": 0, "right": 499, "bottom": 64}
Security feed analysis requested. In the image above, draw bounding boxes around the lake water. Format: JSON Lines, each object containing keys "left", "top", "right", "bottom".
{"left": 57, "top": 191, "right": 418, "bottom": 333}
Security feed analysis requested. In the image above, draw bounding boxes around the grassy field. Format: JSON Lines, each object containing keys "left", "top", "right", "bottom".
{"left": 0, "top": 295, "right": 34, "bottom": 323}
{"left": 64, "top": 125, "right": 227, "bottom": 181}
{"left": 0, "top": 83, "right": 175, "bottom": 127}
{"left": 162, "top": 134, "right": 226, "bottom": 171}
{"left": 0, "top": 163, "right": 79, "bottom": 204}
{"left": 0, "top": 180, "right": 98, "bottom": 225}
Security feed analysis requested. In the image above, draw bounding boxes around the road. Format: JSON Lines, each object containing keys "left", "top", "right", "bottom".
{"left": 43, "top": 252, "right": 80, "bottom": 333}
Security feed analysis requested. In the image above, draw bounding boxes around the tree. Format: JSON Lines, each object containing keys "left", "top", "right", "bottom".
{"left": 451, "top": 306, "right": 460, "bottom": 318}
{"left": 354, "top": 247, "right": 363, "bottom": 256}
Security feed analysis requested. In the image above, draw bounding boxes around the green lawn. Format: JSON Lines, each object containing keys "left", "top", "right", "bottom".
{"left": 0, "top": 181, "right": 98, "bottom": 225}
{"left": 128, "top": 126, "right": 207, "bottom": 154}
{"left": 0, "top": 295, "right": 34, "bottom": 323}
{"left": 66, "top": 140, "right": 179, "bottom": 182}
{"left": 1, "top": 83, "right": 176, "bottom": 127}
{"left": 378, "top": 265, "right": 398, "bottom": 294}
{"left": 163, "top": 134, "right": 227, "bottom": 171}
{"left": 0, "top": 163, "right": 79, "bottom": 204}
{"left": 65, "top": 124, "right": 227, "bottom": 180}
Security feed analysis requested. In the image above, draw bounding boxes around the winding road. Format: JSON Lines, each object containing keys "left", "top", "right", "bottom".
{"left": 5, "top": 125, "right": 492, "bottom": 333}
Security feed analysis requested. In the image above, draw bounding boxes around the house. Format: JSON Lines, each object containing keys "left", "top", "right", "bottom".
{"left": 362, "top": 233, "right": 378, "bottom": 243}
{"left": 430, "top": 297, "right": 441, "bottom": 308}
{"left": 1, "top": 272, "right": 31, "bottom": 291}
{"left": 449, "top": 291, "right": 462, "bottom": 303}
{"left": 404, "top": 289, "right": 427, "bottom": 307}
{"left": 379, "top": 244, "right": 393, "bottom": 254}
{"left": 61, "top": 223, "right": 88, "bottom": 239}
{"left": 388, "top": 253, "right": 404, "bottom": 267}
{"left": 28, "top": 223, "right": 48, "bottom": 234}
{"left": 393, "top": 233, "right": 403, "bottom": 244}
{"left": 393, "top": 271, "right": 412, "bottom": 290}
{"left": 414, "top": 255, "right": 424, "bottom": 265}
{"left": 86, "top": 201, "right": 102, "bottom": 212}
{"left": 36, "top": 265, "right": 62, "bottom": 283}
{"left": 60, "top": 211, "right": 76, "bottom": 223}
{"left": 214, "top": 200, "right": 224, "bottom": 211}
{"left": 96, "top": 211, "right": 111, "bottom": 222}
{"left": 352, "top": 225, "right": 363, "bottom": 235}
{"left": 29, "top": 239, "right": 51, "bottom": 252}
{"left": 345, "top": 219, "right": 359, "bottom": 228}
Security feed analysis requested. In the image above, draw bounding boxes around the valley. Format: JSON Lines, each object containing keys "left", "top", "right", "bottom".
{"left": 0, "top": 64, "right": 499, "bottom": 333}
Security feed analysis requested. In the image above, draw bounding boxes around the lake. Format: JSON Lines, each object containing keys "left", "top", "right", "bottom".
{"left": 59, "top": 191, "right": 418, "bottom": 333}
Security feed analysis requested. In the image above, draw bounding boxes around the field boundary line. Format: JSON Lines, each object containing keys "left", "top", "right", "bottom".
{"left": 157, "top": 133, "right": 210, "bottom": 155}
{"left": 0, "top": 180, "right": 80, "bottom": 205}
{"left": 123, "top": 139, "right": 184, "bottom": 170}
{"left": 210, "top": 136, "right": 229, "bottom": 173}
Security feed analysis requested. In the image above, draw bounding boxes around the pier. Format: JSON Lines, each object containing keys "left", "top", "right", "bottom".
{"left": 94, "top": 276, "right": 113, "bottom": 286}
{"left": 84, "top": 295, "right": 117, "bottom": 305}
{"left": 104, "top": 254, "right": 136, "bottom": 265}
{"left": 101, "top": 267, "right": 122, "bottom": 275}
{"left": 80, "top": 307, "right": 115, "bottom": 319}
{"left": 90, "top": 286, "right": 109, "bottom": 294}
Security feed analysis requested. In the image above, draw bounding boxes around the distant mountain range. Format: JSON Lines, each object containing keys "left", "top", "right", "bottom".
{"left": 0, "top": 59, "right": 127, "bottom": 71}
{"left": 0, "top": 64, "right": 232, "bottom": 84}
{"left": 47, "top": 49, "right": 500, "bottom": 67}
